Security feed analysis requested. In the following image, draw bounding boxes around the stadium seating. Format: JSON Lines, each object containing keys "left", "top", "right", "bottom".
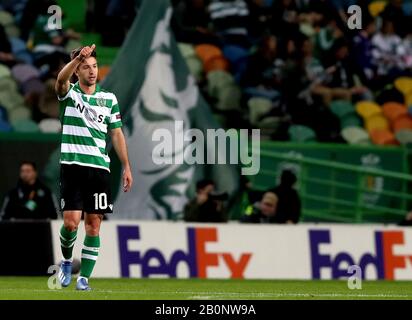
{"left": 38, "top": 118, "right": 62, "bottom": 133}
{"left": 382, "top": 102, "right": 408, "bottom": 123}
{"left": 393, "top": 115, "right": 412, "bottom": 132}
{"left": 368, "top": 1, "right": 388, "bottom": 17}
{"left": 369, "top": 129, "right": 398, "bottom": 145}
{"left": 341, "top": 127, "right": 370, "bottom": 145}
{"left": 356, "top": 101, "right": 382, "bottom": 119}
{"left": 395, "top": 129, "right": 412, "bottom": 145}
{"left": 394, "top": 77, "right": 412, "bottom": 96}
{"left": 12, "top": 119, "right": 39, "bottom": 132}
{"left": 365, "top": 114, "right": 389, "bottom": 133}
{"left": 288, "top": 125, "right": 317, "bottom": 142}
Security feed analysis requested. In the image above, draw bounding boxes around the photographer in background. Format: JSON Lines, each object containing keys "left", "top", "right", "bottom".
{"left": 184, "top": 179, "right": 228, "bottom": 223}
{"left": 240, "top": 192, "right": 279, "bottom": 224}
{"left": 0, "top": 161, "right": 59, "bottom": 221}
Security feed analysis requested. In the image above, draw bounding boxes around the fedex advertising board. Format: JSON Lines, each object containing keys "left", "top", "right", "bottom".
{"left": 50, "top": 221, "right": 412, "bottom": 280}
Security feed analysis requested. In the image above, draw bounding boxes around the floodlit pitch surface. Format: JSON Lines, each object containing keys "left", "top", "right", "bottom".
{"left": 0, "top": 278, "right": 412, "bottom": 300}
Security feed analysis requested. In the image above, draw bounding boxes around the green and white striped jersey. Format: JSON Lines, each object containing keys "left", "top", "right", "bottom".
{"left": 58, "top": 82, "right": 122, "bottom": 172}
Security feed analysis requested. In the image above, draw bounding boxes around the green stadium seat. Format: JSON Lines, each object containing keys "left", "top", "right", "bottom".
{"left": 0, "top": 78, "right": 24, "bottom": 111}
{"left": 207, "top": 70, "right": 235, "bottom": 98}
{"left": 216, "top": 84, "right": 241, "bottom": 111}
{"left": 395, "top": 129, "right": 412, "bottom": 145}
{"left": 65, "top": 39, "right": 83, "bottom": 53}
{"left": 0, "top": 64, "right": 11, "bottom": 79}
{"left": 341, "top": 127, "right": 370, "bottom": 145}
{"left": 248, "top": 97, "right": 272, "bottom": 126}
{"left": 288, "top": 125, "right": 317, "bottom": 142}
{"left": 9, "top": 106, "right": 32, "bottom": 124}
{"left": 12, "top": 119, "right": 40, "bottom": 132}
{"left": 178, "top": 43, "right": 195, "bottom": 58}
{"left": 5, "top": 24, "right": 20, "bottom": 38}
{"left": 185, "top": 56, "right": 203, "bottom": 82}
{"left": 340, "top": 113, "right": 363, "bottom": 129}
{"left": 330, "top": 100, "right": 355, "bottom": 118}
{"left": 0, "top": 10, "right": 14, "bottom": 26}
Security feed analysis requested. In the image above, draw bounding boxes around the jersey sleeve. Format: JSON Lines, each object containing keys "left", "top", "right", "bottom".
{"left": 57, "top": 83, "right": 74, "bottom": 101}
{"left": 108, "top": 94, "right": 123, "bottom": 129}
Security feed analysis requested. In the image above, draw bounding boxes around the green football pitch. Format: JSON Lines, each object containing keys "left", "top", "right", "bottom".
{"left": 0, "top": 277, "right": 411, "bottom": 300}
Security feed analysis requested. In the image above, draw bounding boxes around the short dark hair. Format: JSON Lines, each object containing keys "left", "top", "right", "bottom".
{"left": 280, "top": 169, "right": 296, "bottom": 187}
{"left": 196, "top": 179, "right": 214, "bottom": 191}
{"left": 20, "top": 161, "right": 37, "bottom": 171}
{"left": 70, "top": 46, "right": 97, "bottom": 61}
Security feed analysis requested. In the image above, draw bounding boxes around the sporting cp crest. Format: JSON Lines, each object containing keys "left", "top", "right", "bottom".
{"left": 96, "top": 97, "right": 106, "bottom": 107}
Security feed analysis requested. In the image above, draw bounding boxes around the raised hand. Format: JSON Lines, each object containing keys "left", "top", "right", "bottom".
{"left": 78, "top": 44, "right": 96, "bottom": 61}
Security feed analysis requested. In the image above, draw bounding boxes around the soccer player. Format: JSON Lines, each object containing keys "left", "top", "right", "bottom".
{"left": 55, "top": 44, "right": 133, "bottom": 290}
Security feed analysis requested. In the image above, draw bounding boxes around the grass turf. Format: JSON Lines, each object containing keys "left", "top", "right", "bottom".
{"left": 0, "top": 277, "right": 412, "bottom": 300}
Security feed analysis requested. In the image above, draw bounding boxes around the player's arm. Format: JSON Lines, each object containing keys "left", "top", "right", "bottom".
{"left": 110, "top": 128, "right": 133, "bottom": 192}
{"left": 54, "top": 44, "right": 96, "bottom": 97}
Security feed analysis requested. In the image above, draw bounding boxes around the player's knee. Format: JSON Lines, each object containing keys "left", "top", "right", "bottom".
{"left": 85, "top": 224, "right": 100, "bottom": 236}
{"left": 85, "top": 220, "right": 101, "bottom": 236}
{"left": 64, "top": 220, "right": 78, "bottom": 232}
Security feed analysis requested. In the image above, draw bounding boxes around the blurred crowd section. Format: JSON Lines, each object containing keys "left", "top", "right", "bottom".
{"left": 1, "top": 0, "right": 412, "bottom": 145}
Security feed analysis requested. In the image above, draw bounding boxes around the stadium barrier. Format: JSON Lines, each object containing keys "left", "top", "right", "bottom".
{"left": 44, "top": 220, "right": 412, "bottom": 280}
{"left": 250, "top": 141, "right": 411, "bottom": 223}
{"left": 0, "top": 220, "right": 54, "bottom": 275}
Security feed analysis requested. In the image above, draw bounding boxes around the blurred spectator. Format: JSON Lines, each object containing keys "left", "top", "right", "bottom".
{"left": 0, "top": 161, "right": 59, "bottom": 221}
{"left": 18, "top": 0, "right": 56, "bottom": 41}
{"left": 371, "top": 19, "right": 408, "bottom": 78}
{"left": 102, "top": 0, "right": 136, "bottom": 46}
{"left": 171, "top": 0, "right": 219, "bottom": 45}
{"left": 324, "top": 37, "right": 371, "bottom": 102}
{"left": 184, "top": 179, "right": 228, "bottom": 222}
{"left": 247, "top": 0, "right": 273, "bottom": 41}
{"left": 313, "top": 9, "right": 344, "bottom": 63}
{"left": 268, "top": 169, "right": 301, "bottom": 224}
{"left": 240, "top": 191, "right": 278, "bottom": 223}
{"left": 228, "top": 175, "right": 264, "bottom": 220}
{"left": 352, "top": 15, "right": 377, "bottom": 82}
{"left": 240, "top": 34, "right": 284, "bottom": 100}
{"left": 208, "top": 0, "right": 251, "bottom": 48}
{"left": 381, "top": 0, "right": 408, "bottom": 37}
{"left": 0, "top": 24, "right": 16, "bottom": 67}
{"left": 270, "top": 0, "right": 301, "bottom": 38}
{"left": 398, "top": 210, "right": 412, "bottom": 226}
{"left": 282, "top": 36, "right": 342, "bottom": 142}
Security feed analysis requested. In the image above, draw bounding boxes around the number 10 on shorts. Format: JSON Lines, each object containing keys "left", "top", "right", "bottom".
{"left": 93, "top": 193, "right": 108, "bottom": 210}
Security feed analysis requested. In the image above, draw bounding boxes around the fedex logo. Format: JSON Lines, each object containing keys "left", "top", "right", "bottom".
{"left": 118, "top": 226, "right": 252, "bottom": 279}
{"left": 310, "top": 230, "right": 412, "bottom": 280}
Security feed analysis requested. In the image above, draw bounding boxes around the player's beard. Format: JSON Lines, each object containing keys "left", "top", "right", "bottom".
{"left": 81, "top": 77, "right": 96, "bottom": 87}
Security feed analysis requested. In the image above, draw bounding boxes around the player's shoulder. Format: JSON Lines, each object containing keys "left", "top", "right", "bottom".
{"left": 97, "top": 88, "right": 118, "bottom": 103}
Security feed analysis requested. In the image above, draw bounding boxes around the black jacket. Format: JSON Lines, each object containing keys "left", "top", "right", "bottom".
{"left": 0, "top": 179, "right": 58, "bottom": 220}
{"left": 269, "top": 185, "right": 301, "bottom": 224}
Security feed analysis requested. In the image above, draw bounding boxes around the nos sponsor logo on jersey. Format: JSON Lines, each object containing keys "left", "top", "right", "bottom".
{"left": 76, "top": 103, "right": 104, "bottom": 123}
